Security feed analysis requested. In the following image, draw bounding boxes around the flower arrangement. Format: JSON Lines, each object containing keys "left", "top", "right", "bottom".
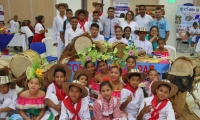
{"left": 110, "top": 48, "right": 125, "bottom": 68}
{"left": 123, "top": 42, "right": 138, "bottom": 60}
{"left": 26, "top": 57, "right": 48, "bottom": 80}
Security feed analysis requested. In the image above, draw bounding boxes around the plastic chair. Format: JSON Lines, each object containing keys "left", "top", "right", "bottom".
{"left": 164, "top": 45, "right": 176, "bottom": 60}
{"left": 30, "top": 42, "right": 58, "bottom": 63}
{"left": 42, "top": 38, "right": 54, "bottom": 56}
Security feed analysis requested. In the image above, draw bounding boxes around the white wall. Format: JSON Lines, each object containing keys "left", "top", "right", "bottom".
{"left": 159, "top": 0, "right": 193, "bottom": 47}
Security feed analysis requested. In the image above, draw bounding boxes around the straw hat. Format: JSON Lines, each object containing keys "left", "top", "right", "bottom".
{"left": 73, "top": 70, "right": 92, "bottom": 86}
{"left": 122, "top": 69, "right": 147, "bottom": 83}
{"left": 151, "top": 80, "right": 178, "bottom": 98}
{"left": 75, "top": 9, "right": 89, "bottom": 19}
{"left": 0, "top": 66, "right": 14, "bottom": 85}
{"left": 55, "top": 3, "right": 68, "bottom": 9}
{"left": 63, "top": 80, "right": 88, "bottom": 98}
{"left": 134, "top": 27, "right": 148, "bottom": 35}
{"left": 168, "top": 56, "right": 195, "bottom": 77}
{"left": 92, "top": 1, "right": 104, "bottom": 7}
{"left": 47, "top": 64, "right": 72, "bottom": 83}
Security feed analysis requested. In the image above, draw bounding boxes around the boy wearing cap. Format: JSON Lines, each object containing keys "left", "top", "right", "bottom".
{"left": 134, "top": 27, "right": 153, "bottom": 54}
{"left": 0, "top": 67, "right": 17, "bottom": 119}
{"left": 137, "top": 80, "right": 178, "bottom": 120}
{"left": 89, "top": 1, "right": 105, "bottom": 22}
{"left": 52, "top": 3, "right": 67, "bottom": 59}
{"left": 120, "top": 69, "right": 146, "bottom": 120}
{"left": 59, "top": 80, "right": 90, "bottom": 120}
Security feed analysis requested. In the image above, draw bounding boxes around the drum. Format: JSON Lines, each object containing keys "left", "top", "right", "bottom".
{"left": 9, "top": 50, "right": 41, "bottom": 78}
{"left": 113, "top": 42, "right": 127, "bottom": 58}
{"left": 59, "top": 32, "right": 93, "bottom": 63}
{"left": 190, "top": 57, "right": 200, "bottom": 77}
{"left": 94, "top": 40, "right": 108, "bottom": 53}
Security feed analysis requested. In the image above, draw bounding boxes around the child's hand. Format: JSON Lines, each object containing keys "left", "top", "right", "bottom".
{"left": 126, "top": 95, "right": 132, "bottom": 103}
{"left": 142, "top": 102, "right": 152, "bottom": 114}
{"left": 53, "top": 43, "right": 58, "bottom": 47}
{"left": 45, "top": 29, "right": 48, "bottom": 33}
{"left": 54, "top": 104, "right": 61, "bottom": 111}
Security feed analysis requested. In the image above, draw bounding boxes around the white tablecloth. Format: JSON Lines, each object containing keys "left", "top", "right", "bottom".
{"left": 7, "top": 34, "right": 28, "bottom": 51}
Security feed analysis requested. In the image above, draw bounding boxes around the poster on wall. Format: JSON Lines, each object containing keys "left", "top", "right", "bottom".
{"left": 0, "top": 5, "right": 4, "bottom": 21}
{"left": 113, "top": 0, "right": 130, "bottom": 18}
{"left": 176, "top": 5, "right": 200, "bottom": 41}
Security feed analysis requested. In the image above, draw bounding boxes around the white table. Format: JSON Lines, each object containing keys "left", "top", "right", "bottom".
{"left": 7, "top": 33, "right": 28, "bottom": 51}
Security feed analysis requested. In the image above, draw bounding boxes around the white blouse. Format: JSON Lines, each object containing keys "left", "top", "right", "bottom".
{"left": 120, "top": 88, "right": 144, "bottom": 120}
{"left": 138, "top": 96, "right": 175, "bottom": 120}
{"left": 0, "top": 89, "right": 17, "bottom": 110}
{"left": 35, "top": 23, "right": 44, "bottom": 34}
{"left": 120, "top": 21, "right": 139, "bottom": 40}
{"left": 59, "top": 96, "right": 91, "bottom": 120}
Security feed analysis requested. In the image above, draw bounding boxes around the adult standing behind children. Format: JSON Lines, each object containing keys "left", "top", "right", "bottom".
{"left": 120, "top": 11, "right": 139, "bottom": 41}
{"left": 150, "top": 7, "right": 170, "bottom": 42}
{"left": 103, "top": 7, "right": 120, "bottom": 41}
{"left": 75, "top": 9, "right": 89, "bottom": 33}
{"left": 88, "top": 1, "right": 105, "bottom": 22}
{"left": 20, "top": 22, "right": 34, "bottom": 48}
{"left": 7, "top": 15, "right": 19, "bottom": 33}
{"left": 32, "top": 15, "right": 48, "bottom": 43}
{"left": 52, "top": 3, "right": 68, "bottom": 59}
{"left": 88, "top": 11, "right": 103, "bottom": 35}
{"left": 135, "top": 5, "right": 153, "bottom": 31}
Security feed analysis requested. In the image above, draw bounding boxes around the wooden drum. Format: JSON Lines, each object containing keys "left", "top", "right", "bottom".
{"left": 113, "top": 42, "right": 127, "bottom": 58}
{"left": 9, "top": 50, "right": 41, "bottom": 78}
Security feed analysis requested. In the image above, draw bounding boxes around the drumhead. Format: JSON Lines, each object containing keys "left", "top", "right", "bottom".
{"left": 114, "top": 43, "right": 127, "bottom": 58}
{"left": 74, "top": 36, "right": 93, "bottom": 53}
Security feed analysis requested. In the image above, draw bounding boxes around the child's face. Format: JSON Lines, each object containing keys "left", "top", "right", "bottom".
{"left": 156, "top": 85, "right": 170, "bottom": 100}
{"left": 126, "top": 58, "right": 136, "bottom": 70}
{"left": 150, "top": 28, "right": 158, "bottom": 36}
{"left": 58, "top": 6, "right": 66, "bottom": 14}
{"left": 110, "top": 67, "right": 120, "bottom": 82}
{"left": 70, "top": 19, "right": 78, "bottom": 28}
{"left": 100, "top": 85, "right": 112, "bottom": 101}
{"left": 158, "top": 40, "right": 165, "bottom": 49}
{"left": 54, "top": 71, "right": 65, "bottom": 88}
{"left": 98, "top": 61, "right": 108, "bottom": 73}
{"left": 66, "top": 11, "right": 73, "bottom": 20}
{"left": 93, "top": 13, "right": 99, "bottom": 21}
{"left": 138, "top": 32, "right": 147, "bottom": 40}
{"left": 124, "top": 28, "right": 131, "bottom": 37}
{"left": 148, "top": 70, "right": 158, "bottom": 82}
{"left": 90, "top": 27, "right": 99, "bottom": 37}
{"left": 194, "top": 24, "right": 198, "bottom": 29}
{"left": 28, "top": 78, "right": 41, "bottom": 92}
{"left": 68, "top": 86, "right": 81, "bottom": 103}
{"left": 0, "top": 84, "right": 9, "bottom": 94}
{"left": 78, "top": 75, "right": 88, "bottom": 86}
{"left": 42, "top": 18, "right": 45, "bottom": 23}
{"left": 78, "top": 13, "right": 85, "bottom": 21}
{"left": 86, "top": 62, "right": 96, "bottom": 74}
{"left": 115, "top": 28, "right": 123, "bottom": 38}
{"left": 0, "top": 22, "right": 4, "bottom": 27}
{"left": 95, "top": 4, "right": 101, "bottom": 11}
{"left": 128, "top": 76, "right": 140, "bottom": 88}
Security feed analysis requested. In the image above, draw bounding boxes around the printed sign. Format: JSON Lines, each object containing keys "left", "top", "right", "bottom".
{"left": 113, "top": 1, "right": 130, "bottom": 18}
{"left": 0, "top": 5, "right": 4, "bottom": 21}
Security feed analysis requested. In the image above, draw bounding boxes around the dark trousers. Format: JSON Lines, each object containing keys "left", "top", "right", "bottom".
{"left": 28, "top": 36, "right": 33, "bottom": 48}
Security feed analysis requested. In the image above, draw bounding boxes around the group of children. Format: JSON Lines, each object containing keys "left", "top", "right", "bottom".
{"left": 0, "top": 54, "right": 179, "bottom": 120}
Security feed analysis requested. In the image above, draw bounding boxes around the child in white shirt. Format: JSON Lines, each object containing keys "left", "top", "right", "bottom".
{"left": 0, "top": 66, "right": 17, "bottom": 119}
{"left": 120, "top": 69, "right": 146, "bottom": 120}
{"left": 88, "top": 11, "right": 103, "bottom": 35}
{"left": 137, "top": 80, "right": 178, "bottom": 120}
{"left": 90, "top": 23, "right": 104, "bottom": 41}
{"left": 64, "top": 17, "right": 83, "bottom": 47}
{"left": 20, "top": 21, "right": 34, "bottom": 48}
{"left": 60, "top": 80, "right": 90, "bottom": 120}
{"left": 76, "top": 9, "right": 89, "bottom": 32}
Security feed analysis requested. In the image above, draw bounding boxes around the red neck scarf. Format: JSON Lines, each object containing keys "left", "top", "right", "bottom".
{"left": 124, "top": 83, "right": 138, "bottom": 97}
{"left": 149, "top": 95, "right": 168, "bottom": 120}
{"left": 63, "top": 97, "right": 82, "bottom": 120}
{"left": 53, "top": 82, "right": 66, "bottom": 101}
{"left": 78, "top": 19, "right": 87, "bottom": 32}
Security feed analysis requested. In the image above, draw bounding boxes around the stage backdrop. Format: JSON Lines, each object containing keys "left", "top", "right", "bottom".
{"left": 0, "top": 5, "right": 4, "bottom": 21}
{"left": 113, "top": 0, "right": 130, "bottom": 18}
{"left": 66, "top": 61, "right": 170, "bottom": 82}
{"left": 176, "top": 5, "right": 200, "bottom": 41}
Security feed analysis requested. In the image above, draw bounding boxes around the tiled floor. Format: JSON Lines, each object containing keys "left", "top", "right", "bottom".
{"left": 0, "top": 47, "right": 200, "bottom": 118}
